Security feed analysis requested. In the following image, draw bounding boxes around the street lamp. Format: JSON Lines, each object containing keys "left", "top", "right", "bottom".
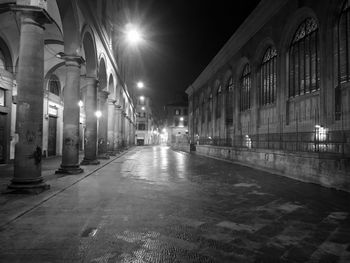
{"left": 137, "top": 81, "right": 144, "bottom": 89}
{"left": 124, "top": 23, "right": 144, "bottom": 46}
{"left": 95, "top": 111, "right": 102, "bottom": 118}
{"left": 118, "top": 24, "right": 145, "bottom": 101}
{"left": 78, "top": 100, "right": 84, "bottom": 107}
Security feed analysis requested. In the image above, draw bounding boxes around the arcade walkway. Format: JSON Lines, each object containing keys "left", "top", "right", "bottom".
{"left": 0, "top": 146, "right": 349, "bottom": 262}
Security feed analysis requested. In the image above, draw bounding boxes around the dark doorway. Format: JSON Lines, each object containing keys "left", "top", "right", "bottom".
{"left": 0, "top": 113, "right": 6, "bottom": 163}
{"left": 48, "top": 116, "right": 57, "bottom": 156}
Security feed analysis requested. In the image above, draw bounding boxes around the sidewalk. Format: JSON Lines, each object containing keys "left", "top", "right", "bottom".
{"left": 0, "top": 148, "right": 133, "bottom": 230}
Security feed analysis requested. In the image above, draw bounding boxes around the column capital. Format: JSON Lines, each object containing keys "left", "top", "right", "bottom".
{"left": 99, "top": 90, "right": 110, "bottom": 100}
{"left": 11, "top": 4, "right": 53, "bottom": 25}
{"left": 108, "top": 99, "right": 116, "bottom": 105}
{"left": 63, "top": 55, "right": 85, "bottom": 68}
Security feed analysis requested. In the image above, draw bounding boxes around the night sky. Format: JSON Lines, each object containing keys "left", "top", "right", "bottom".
{"left": 122, "top": 0, "right": 261, "bottom": 112}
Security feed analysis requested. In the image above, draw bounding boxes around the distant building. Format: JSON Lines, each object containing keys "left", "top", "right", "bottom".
{"left": 186, "top": 0, "right": 350, "bottom": 192}
{"left": 165, "top": 101, "right": 189, "bottom": 144}
{"left": 135, "top": 96, "right": 159, "bottom": 145}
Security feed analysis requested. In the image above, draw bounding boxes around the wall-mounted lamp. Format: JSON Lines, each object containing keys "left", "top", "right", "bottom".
{"left": 95, "top": 111, "right": 102, "bottom": 118}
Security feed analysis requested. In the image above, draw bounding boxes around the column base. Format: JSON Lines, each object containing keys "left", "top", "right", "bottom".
{"left": 80, "top": 159, "right": 100, "bottom": 165}
{"left": 7, "top": 178, "right": 50, "bottom": 195}
{"left": 190, "top": 143, "right": 196, "bottom": 151}
{"left": 107, "top": 151, "right": 116, "bottom": 156}
{"left": 98, "top": 153, "right": 110, "bottom": 160}
{"left": 56, "top": 165, "right": 84, "bottom": 175}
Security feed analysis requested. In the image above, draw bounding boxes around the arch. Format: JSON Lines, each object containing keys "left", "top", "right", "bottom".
{"left": 0, "top": 36, "right": 13, "bottom": 73}
{"left": 108, "top": 74, "right": 115, "bottom": 98}
{"left": 213, "top": 79, "right": 221, "bottom": 93}
{"left": 48, "top": 74, "right": 61, "bottom": 96}
{"left": 0, "top": 49, "right": 5, "bottom": 70}
{"left": 214, "top": 79, "right": 222, "bottom": 119}
{"left": 98, "top": 57, "right": 107, "bottom": 91}
{"left": 44, "top": 61, "right": 65, "bottom": 91}
{"left": 223, "top": 69, "right": 233, "bottom": 87}
{"left": 279, "top": 7, "right": 319, "bottom": 54}
{"left": 206, "top": 85, "right": 213, "bottom": 124}
{"left": 56, "top": 0, "right": 81, "bottom": 55}
{"left": 288, "top": 17, "right": 319, "bottom": 97}
{"left": 115, "top": 82, "right": 122, "bottom": 106}
{"left": 206, "top": 85, "right": 212, "bottom": 98}
{"left": 259, "top": 46, "right": 277, "bottom": 106}
{"left": 337, "top": 0, "right": 350, "bottom": 83}
{"left": 82, "top": 28, "right": 98, "bottom": 78}
{"left": 235, "top": 57, "right": 250, "bottom": 80}
{"left": 253, "top": 37, "right": 277, "bottom": 66}
{"left": 239, "top": 63, "right": 252, "bottom": 112}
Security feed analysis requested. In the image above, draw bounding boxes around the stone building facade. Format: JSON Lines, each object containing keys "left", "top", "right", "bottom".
{"left": 186, "top": 0, "right": 350, "bottom": 192}
{"left": 0, "top": 0, "right": 136, "bottom": 191}
{"left": 165, "top": 101, "right": 189, "bottom": 145}
{"left": 135, "top": 96, "right": 159, "bottom": 145}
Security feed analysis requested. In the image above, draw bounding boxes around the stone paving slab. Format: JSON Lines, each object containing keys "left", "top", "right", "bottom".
{"left": 0, "top": 149, "right": 131, "bottom": 230}
{"left": 0, "top": 146, "right": 349, "bottom": 262}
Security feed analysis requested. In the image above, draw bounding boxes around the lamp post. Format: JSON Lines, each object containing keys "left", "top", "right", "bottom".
{"left": 115, "top": 23, "right": 144, "bottom": 93}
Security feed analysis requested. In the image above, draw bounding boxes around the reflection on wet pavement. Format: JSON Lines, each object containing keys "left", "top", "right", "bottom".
{"left": 0, "top": 146, "right": 350, "bottom": 262}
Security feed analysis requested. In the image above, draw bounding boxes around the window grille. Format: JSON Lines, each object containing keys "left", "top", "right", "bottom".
{"left": 289, "top": 18, "right": 319, "bottom": 97}
{"left": 49, "top": 75, "right": 60, "bottom": 96}
{"left": 216, "top": 85, "right": 222, "bottom": 118}
{"left": 226, "top": 77, "right": 234, "bottom": 124}
{"left": 240, "top": 64, "right": 251, "bottom": 111}
{"left": 260, "top": 47, "right": 277, "bottom": 105}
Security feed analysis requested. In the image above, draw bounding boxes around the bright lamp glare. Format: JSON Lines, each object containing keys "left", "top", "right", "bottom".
{"left": 125, "top": 24, "right": 143, "bottom": 45}
{"left": 78, "top": 100, "right": 84, "bottom": 107}
{"left": 137, "top": 82, "right": 144, "bottom": 88}
{"left": 95, "top": 111, "right": 102, "bottom": 118}
{"left": 140, "top": 96, "right": 145, "bottom": 100}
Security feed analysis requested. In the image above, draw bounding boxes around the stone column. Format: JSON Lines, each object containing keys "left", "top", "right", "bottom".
{"left": 9, "top": 10, "right": 50, "bottom": 192}
{"left": 56, "top": 55, "right": 84, "bottom": 175}
{"left": 81, "top": 78, "right": 100, "bottom": 165}
{"left": 97, "top": 90, "right": 109, "bottom": 159}
{"left": 121, "top": 110, "right": 126, "bottom": 148}
{"left": 107, "top": 99, "right": 116, "bottom": 155}
{"left": 114, "top": 105, "right": 122, "bottom": 152}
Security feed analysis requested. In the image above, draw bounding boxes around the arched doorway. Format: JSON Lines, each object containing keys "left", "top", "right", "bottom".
{"left": 0, "top": 37, "right": 13, "bottom": 164}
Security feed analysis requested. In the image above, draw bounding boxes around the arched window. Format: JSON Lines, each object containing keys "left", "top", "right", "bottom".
{"left": 216, "top": 85, "right": 222, "bottom": 118}
{"left": 201, "top": 95, "right": 205, "bottom": 123}
{"left": 49, "top": 74, "right": 60, "bottom": 96}
{"left": 207, "top": 92, "right": 212, "bottom": 122}
{"left": 0, "top": 49, "right": 5, "bottom": 70}
{"left": 225, "top": 77, "right": 234, "bottom": 125}
{"left": 289, "top": 18, "right": 319, "bottom": 98}
{"left": 260, "top": 47, "right": 277, "bottom": 105}
{"left": 338, "top": 0, "right": 350, "bottom": 83}
{"left": 336, "top": 0, "right": 350, "bottom": 120}
{"left": 240, "top": 64, "right": 251, "bottom": 111}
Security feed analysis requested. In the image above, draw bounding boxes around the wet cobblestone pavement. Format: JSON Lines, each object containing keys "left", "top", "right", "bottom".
{"left": 0, "top": 146, "right": 350, "bottom": 262}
